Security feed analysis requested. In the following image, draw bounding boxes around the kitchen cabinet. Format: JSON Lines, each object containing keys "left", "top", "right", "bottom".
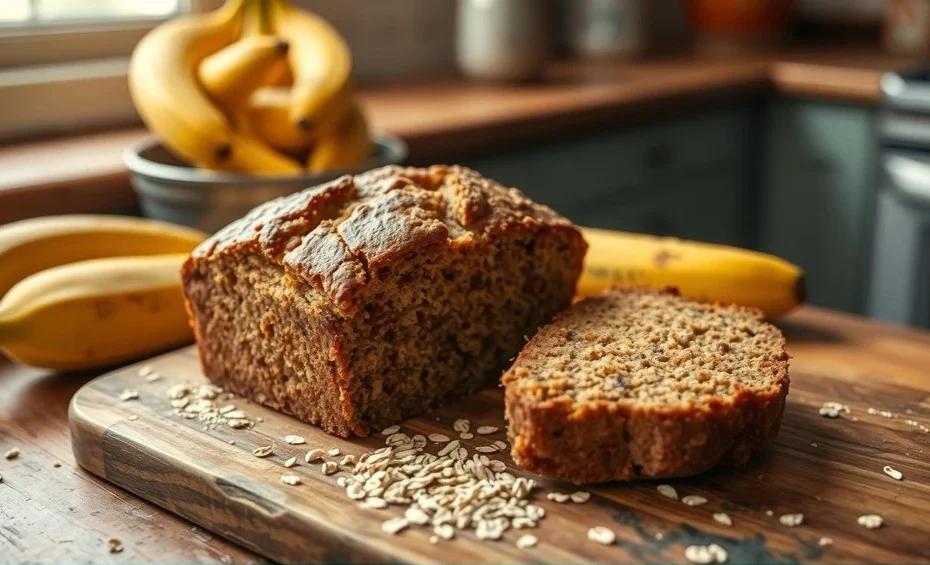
{"left": 759, "top": 97, "right": 877, "bottom": 314}
{"left": 461, "top": 106, "right": 753, "bottom": 247}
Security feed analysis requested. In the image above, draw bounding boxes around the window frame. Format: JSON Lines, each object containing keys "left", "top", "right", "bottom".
{"left": 0, "top": 0, "right": 224, "bottom": 141}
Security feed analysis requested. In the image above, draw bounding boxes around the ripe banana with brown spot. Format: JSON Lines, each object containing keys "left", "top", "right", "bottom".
{"left": 578, "top": 227, "right": 805, "bottom": 318}
{"left": 0, "top": 255, "right": 193, "bottom": 371}
{"left": 268, "top": 0, "right": 352, "bottom": 136}
{"left": 198, "top": 35, "right": 290, "bottom": 116}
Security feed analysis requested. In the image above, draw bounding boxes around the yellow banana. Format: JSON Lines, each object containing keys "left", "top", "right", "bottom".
{"left": 578, "top": 227, "right": 805, "bottom": 318}
{"left": 0, "top": 215, "right": 206, "bottom": 299}
{"left": 307, "top": 101, "right": 371, "bottom": 173}
{"left": 212, "top": 133, "right": 304, "bottom": 174}
{"left": 240, "top": 0, "right": 271, "bottom": 36}
{"left": 0, "top": 255, "right": 193, "bottom": 371}
{"left": 268, "top": 0, "right": 352, "bottom": 135}
{"left": 198, "top": 35, "right": 290, "bottom": 116}
{"left": 239, "top": 86, "right": 313, "bottom": 152}
{"left": 129, "top": 0, "right": 245, "bottom": 169}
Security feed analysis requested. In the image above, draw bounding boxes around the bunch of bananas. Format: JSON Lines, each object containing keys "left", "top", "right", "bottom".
{"left": 0, "top": 215, "right": 206, "bottom": 371}
{"left": 129, "top": 0, "right": 370, "bottom": 175}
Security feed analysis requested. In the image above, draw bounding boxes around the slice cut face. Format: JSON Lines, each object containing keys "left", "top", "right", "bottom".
{"left": 503, "top": 288, "right": 789, "bottom": 484}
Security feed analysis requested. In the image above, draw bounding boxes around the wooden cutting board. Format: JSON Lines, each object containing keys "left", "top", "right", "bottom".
{"left": 69, "top": 309, "right": 930, "bottom": 564}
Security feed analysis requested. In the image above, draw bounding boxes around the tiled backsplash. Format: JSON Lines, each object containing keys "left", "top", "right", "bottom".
{"left": 291, "top": 0, "right": 457, "bottom": 83}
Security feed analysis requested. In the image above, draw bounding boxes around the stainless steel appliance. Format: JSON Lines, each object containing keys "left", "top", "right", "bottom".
{"left": 866, "top": 69, "right": 930, "bottom": 328}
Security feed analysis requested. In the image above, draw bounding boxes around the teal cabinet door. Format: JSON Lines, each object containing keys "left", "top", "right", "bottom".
{"left": 759, "top": 98, "right": 877, "bottom": 314}
{"left": 462, "top": 106, "right": 752, "bottom": 247}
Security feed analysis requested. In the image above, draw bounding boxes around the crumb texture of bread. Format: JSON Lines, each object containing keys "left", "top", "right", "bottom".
{"left": 503, "top": 289, "right": 789, "bottom": 484}
{"left": 182, "top": 165, "right": 587, "bottom": 437}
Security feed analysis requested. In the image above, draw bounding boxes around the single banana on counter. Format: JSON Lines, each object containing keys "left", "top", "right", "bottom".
{"left": 0, "top": 215, "right": 206, "bottom": 299}
{"left": 307, "top": 101, "right": 372, "bottom": 173}
{"left": 0, "top": 255, "right": 193, "bottom": 371}
{"left": 268, "top": 0, "right": 352, "bottom": 136}
{"left": 129, "top": 0, "right": 246, "bottom": 169}
{"left": 198, "top": 35, "right": 290, "bottom": 116}
{"left": 578, "top": 227, "right": 805, "bottom": 318}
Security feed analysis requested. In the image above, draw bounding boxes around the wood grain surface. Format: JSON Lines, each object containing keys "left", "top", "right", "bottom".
{"left": 65, "top": 307, "right": 930, "bottom": 564}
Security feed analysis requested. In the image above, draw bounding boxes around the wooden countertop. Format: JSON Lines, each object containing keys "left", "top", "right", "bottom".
{"left": 0, "top": 46, "right": 923, "bottom": 224}
{"left": 2, "top": 306, "right": 930, "bottom": 562}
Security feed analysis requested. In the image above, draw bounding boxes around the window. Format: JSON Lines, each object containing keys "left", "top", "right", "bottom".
{"left": 0, "top": 0, "right": 222, "bottom": 140}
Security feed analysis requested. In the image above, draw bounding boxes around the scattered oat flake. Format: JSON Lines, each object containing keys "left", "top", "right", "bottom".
{"left": 570, "top": 491, "right": 591, "bottom": 503}
{"left": 340, "top": 454, "right": 356, "bottom": 466}
{"left": 284, "top": 435, "right": 305, "bottom": 445}
{"left": 657, "top": 484, "right": 678, "bottom": 499}
{"left": 380, "top": 425, "right": 401, "bottom": 436}
{"left": 252, "top": 444, "right": 274, "bottom": 458}
{"left": 819, "top": 401, "right": 850, "bottom": 418}
{"left": 818, "top": 537, "right": 833, "bottom": 547}
{"left": 281, "top": 474, "right": 301, "bottom": 486}
{"left": 475, "top": 445, "right": 498, "bottom": 454}
{"left": 429, "top": 535, "right": 438, "bottom": 544}
{"left": 366, "top": 497, "right": 387, "bottom": 509}
{"left": 587, "top": 526, "right": 616, "bottom": 545}
{"left": 459, "top": 432, "right": 474, "bottom": 440}
{"left": 305, "top": 448, "right": 325, "bottom": 463}
{"left": 327, "top": 447, "right": 340, "bottom": 457}
{"left": 434, "top": 524, "right": 455, "bottom": 540}
{"left": 810, "top": 442, "right": 818, "bottom": 448}
{"left": 128, "top": 415, "right": 139, "bottom": 421}
{"left": 547, "top": 492, "right": 570, "bottom": 503}
{"left": 321, "top": 461, "right": 337, "bottom": 475}
{"left": 883, "top": 465, "right": 903, "bottom": 480}
{"left": 382, "top": 517, "right": 408, "bottom": 535}
{"left": 227, "top": 418, "right": 251, "bottom": 429}
{"left": 516, "top": 534, "right": 538, "bottom": 549}
{"left": 428, "top": 433, "right": 450, "bottom": 443}
{"left": 493, "top": 440, "right": 507, "bottom": 450}
{"left": 779, "top": 513, "right": 804, "bottom": 527}
{"left": 685, "top": 544, "right": 728, "bottom": 564}
{"left": 713, "top": 513, "right": 733, "bottom": 527}
{"left": 107, "top": 538, "right": 123, "bottom": 553}
{"left": 119, "top": 389, "right": 139, "bottom": 401}
{"left": 858, "top": 514, "right": 884, "bottom": 529}
{"left": 284, "top": 456, "right": 297, "bottom": 468}
{"left": 4, "top": 448, "right": 20, "bottom": 460}
{"left": 682, "top": 495, "right": 708, "bottom": 506}
{"left": 453, "top": 419, "right": 470, "bottom": 433}
{"left": 477, "top": 426, "right": 498, "bottom": 435}
{"left": 227, "top": 439, "right": 235, "bottom": 445}
{"left": 765, "top": 510, "right": 774, "bottom": 517}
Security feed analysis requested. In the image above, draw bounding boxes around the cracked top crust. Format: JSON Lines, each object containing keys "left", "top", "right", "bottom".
{"left": 189, "top": 165, "right": 580, "bottom": 314}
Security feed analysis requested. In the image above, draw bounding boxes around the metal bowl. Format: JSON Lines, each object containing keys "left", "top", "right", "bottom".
{"left": 124, "top": 134, "right": 408, "bottom": 233}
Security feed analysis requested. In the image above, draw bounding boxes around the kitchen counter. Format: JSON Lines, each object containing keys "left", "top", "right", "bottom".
{"left": 2, "top": 305, "right": 930, "bottom": 562}
{"left": 0, "top": 46, "right": 922, "bottom": 224}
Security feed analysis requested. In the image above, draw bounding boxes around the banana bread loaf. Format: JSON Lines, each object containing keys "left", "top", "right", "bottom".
{"left": 503, "top": 288, "right": 789, "bottom": 484}
{"left": 182, "top": 165, "right": 587, "bottom": 437}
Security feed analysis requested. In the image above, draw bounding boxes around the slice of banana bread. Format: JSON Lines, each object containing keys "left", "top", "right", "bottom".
{"left": 503, "top": 288, "right": 789, "bottom": 484}
{"left": 182, "top": 165, "right": 587, "bottom": 437}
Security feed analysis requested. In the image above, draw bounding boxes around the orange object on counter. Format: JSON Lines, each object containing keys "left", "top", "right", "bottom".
{"left": 687, "top": 0, "right": 794, "bottom": 38}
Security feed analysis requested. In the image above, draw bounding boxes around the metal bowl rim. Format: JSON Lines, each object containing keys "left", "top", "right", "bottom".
{"left": 123, "top": 134, "right": 408, "bottom": 186}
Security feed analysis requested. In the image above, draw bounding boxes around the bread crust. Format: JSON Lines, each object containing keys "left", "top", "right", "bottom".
{"left": 503, "top": 289, "right": 789, "bottom": 484}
